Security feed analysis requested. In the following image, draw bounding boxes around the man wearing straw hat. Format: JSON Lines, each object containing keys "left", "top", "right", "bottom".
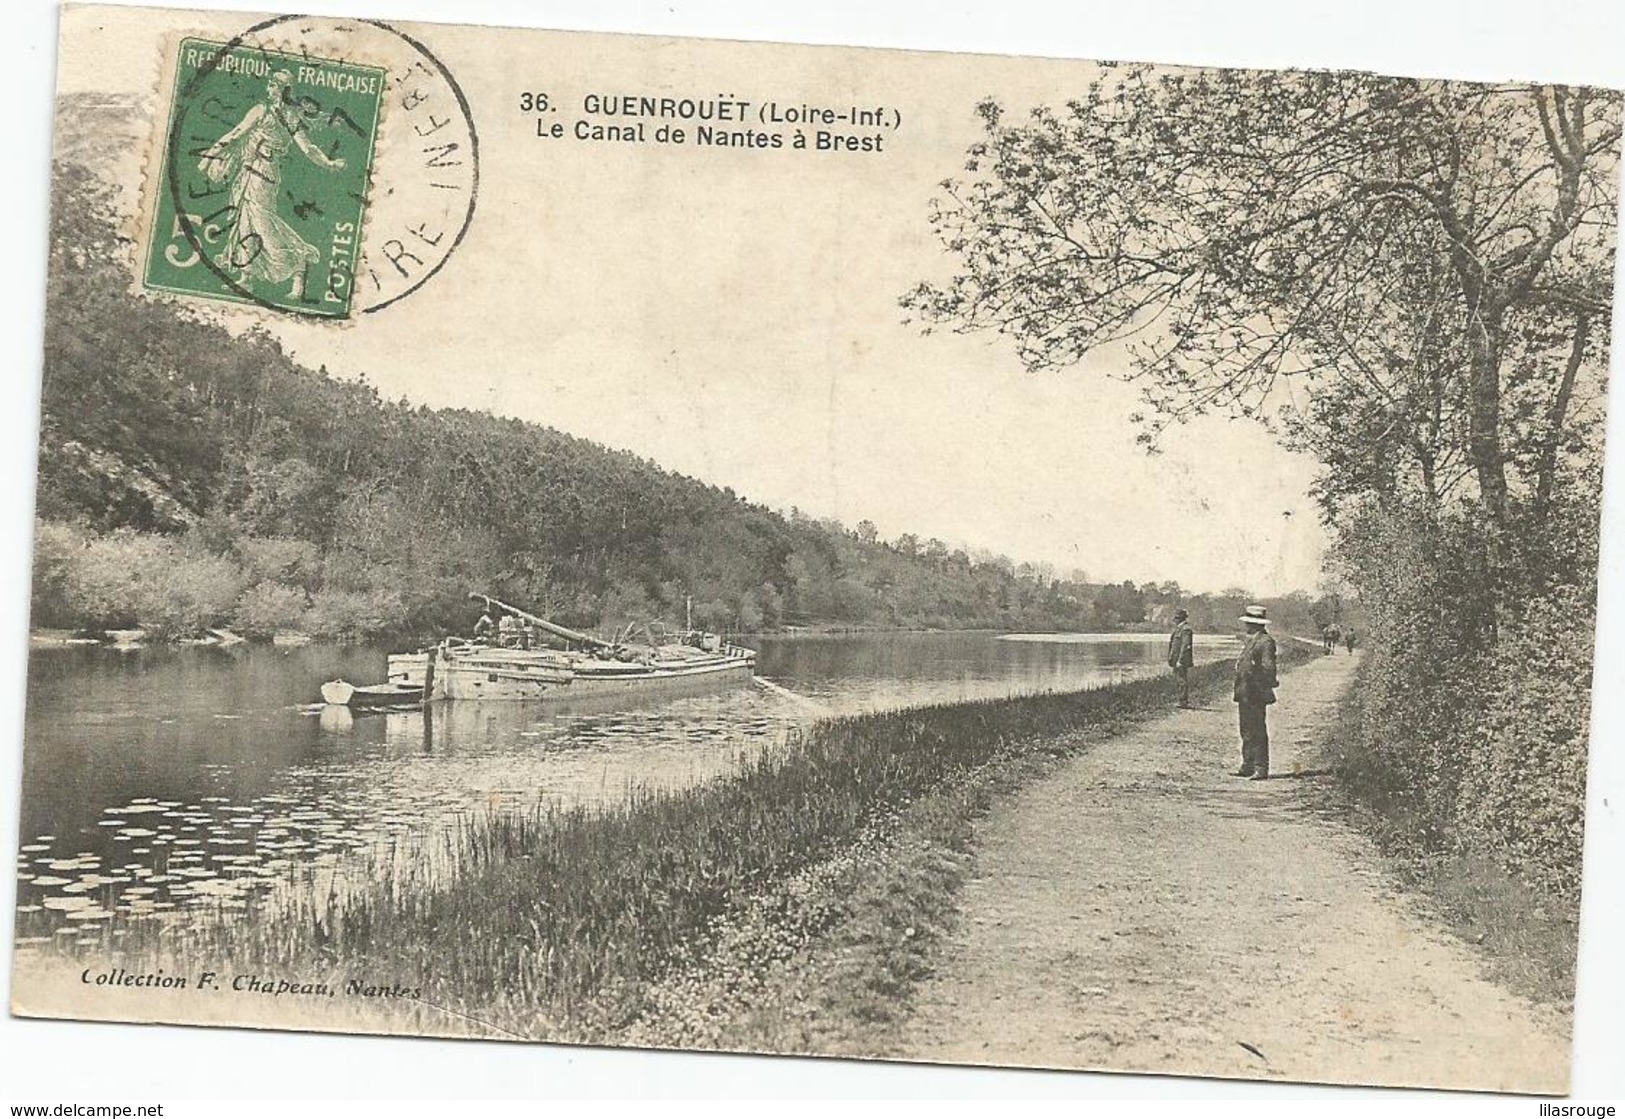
{"left": 1233, "top": 604, "right": 1279, "bottom": 780}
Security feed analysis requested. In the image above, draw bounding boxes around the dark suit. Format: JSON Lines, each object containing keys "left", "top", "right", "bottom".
{"left": 1233, "top": 629, "right": 1278, "bottom": 776}
{"left": 1167, "top": 621, "right": 1195, "bottom": 705}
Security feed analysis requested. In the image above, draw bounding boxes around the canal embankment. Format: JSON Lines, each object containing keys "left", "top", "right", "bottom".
{"left": 17, "top": 646, "right": 1307, "bottom": 1046}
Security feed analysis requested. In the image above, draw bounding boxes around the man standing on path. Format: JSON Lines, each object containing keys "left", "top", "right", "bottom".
{"left": 1168, "top": 608, "right": 1195, "bottom": 707}
{"left": 1233, "top": 604, "right": 1278, "bottom": 780}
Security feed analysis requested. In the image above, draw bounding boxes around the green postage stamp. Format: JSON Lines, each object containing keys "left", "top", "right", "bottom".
{"left": 144, "top": 38, "right": 385, "bottom": 318}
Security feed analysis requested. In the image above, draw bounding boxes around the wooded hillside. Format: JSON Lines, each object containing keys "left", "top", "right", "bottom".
{"left": 35, "top": 157, "right": 1320, "bottom": 642}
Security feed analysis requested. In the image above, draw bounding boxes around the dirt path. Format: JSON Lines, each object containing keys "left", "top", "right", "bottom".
{"left": 899, "top": 652, "right": 1572, "bottom": 1093}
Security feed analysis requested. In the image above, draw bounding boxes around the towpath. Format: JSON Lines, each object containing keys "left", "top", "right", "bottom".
{"left": 899, "top": 651, "right": 1572, "bottom": 1093}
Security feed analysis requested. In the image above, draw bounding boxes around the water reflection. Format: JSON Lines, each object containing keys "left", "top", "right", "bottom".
{"left": 17, "top": 631, "right": 1212, "bottom": 948}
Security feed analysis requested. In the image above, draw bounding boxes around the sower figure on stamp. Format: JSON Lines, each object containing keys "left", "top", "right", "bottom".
{"left": 1233, "top": 604, "right": 1278, "bottom": 780}
{"left": 196, "top": 70, "right": 346, "bottom": 303}
{"left": 1167, "top": 607, "right": 1195, "bottom": 707}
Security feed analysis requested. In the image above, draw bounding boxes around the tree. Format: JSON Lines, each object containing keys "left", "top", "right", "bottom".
{"left": 903, "top": 70, "right": 1619, "bottom": 594}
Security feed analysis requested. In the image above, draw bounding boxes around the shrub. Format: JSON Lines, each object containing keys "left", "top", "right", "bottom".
{"left": 304, "top": 587, "right": 406, "bottom": 642}
{"left": 232, "top": 581, "right": 311, "bottom": 638}
{"left": 34, "top": 527, "right": 243, "bottom": 637}
{"left": 1332, "top": 486, "right": 1599, "bottom": 901}
{"left": 29, "top": 518, "right": 93, "bottom": 628}
{"left": 122, "top": 538, "right": 245, "bottom": 638}
{"left": 1456, "top": 584, "right": 1595, "bottom": 898}
{"left": 237, "top": 536, "right": 321, "bottom": 589}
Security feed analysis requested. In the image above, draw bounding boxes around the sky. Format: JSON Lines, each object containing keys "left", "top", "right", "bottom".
{"left": 61, "top": 4, "right": 1335, "bottom": 593}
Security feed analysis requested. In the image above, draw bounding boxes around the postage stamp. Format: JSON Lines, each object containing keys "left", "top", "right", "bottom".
{"left": 144, "top": 37, "right": 386, "bottom": 318}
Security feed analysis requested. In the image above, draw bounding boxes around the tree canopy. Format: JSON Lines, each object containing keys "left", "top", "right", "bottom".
{"left": 903, "top": 69, "right": 1619, "bottom": 550}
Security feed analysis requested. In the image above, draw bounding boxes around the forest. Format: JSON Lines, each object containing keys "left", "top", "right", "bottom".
{"left": 32, "top": 158, "right": 1327, "bottom": 645}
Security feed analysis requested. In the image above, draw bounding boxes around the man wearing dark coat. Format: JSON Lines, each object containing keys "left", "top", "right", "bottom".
{"left": 1233, "top": 604, "right": 1278, "bottom": 780}
{"left": 1167, "top": 607, "right": 1195, "bottom": 707}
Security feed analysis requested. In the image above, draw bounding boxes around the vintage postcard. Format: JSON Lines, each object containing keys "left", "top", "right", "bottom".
{"left": 11, "top": 2, "right": 1621, "bottom": 1096}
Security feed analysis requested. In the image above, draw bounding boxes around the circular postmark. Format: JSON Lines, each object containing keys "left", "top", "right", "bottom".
{"left": 152, "top": 14, "right": 478, "bottom": 318}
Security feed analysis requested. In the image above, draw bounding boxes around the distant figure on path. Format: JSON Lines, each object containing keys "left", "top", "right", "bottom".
{"left": 1233, "top": 604, "right": 1278, "bottom": 781}
{"left": 1167, "top": 608, "right": 1195, "bottom": 707}
{"left": 1344, "top": 627, "right": 1357, "bottom": 655}
{"left": 1320, "top": 623, "right": 1334, "bottom": 655}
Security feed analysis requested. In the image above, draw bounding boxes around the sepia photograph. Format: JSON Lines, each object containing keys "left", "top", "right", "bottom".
{"left": 4, "top": 0, "right": 1625, "bottom": 1105}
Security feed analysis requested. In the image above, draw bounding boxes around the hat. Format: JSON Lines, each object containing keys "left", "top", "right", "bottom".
{"left": 1238, "top": 604, "right": 1269, "bottom": 626}
{"left": 1173, "top": 608, "right": 1189, "bottom": 621}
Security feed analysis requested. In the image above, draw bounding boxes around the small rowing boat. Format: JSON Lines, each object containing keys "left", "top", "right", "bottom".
{"left": 318, "top": 680, "right": 426, "bottom": 707}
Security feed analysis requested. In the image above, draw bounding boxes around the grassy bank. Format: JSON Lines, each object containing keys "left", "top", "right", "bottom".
{"left": 1310, "top": 667, "right": 1579, "bottom": 1008}
{"left": 72, "top": 650, "right": 1306, "bottom": 1041}
{"left": 619, "top": 645, "right": 1321, "bottom": 1054}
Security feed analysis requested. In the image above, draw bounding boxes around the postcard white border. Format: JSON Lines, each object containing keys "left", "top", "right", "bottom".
{"left": 2, "top": 0, "right": 1622, "bottom": 1104}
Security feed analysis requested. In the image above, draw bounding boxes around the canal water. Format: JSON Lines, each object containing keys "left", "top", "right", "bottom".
{"left": 15, "top": 631, "right": 1239, "bottom": 945}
